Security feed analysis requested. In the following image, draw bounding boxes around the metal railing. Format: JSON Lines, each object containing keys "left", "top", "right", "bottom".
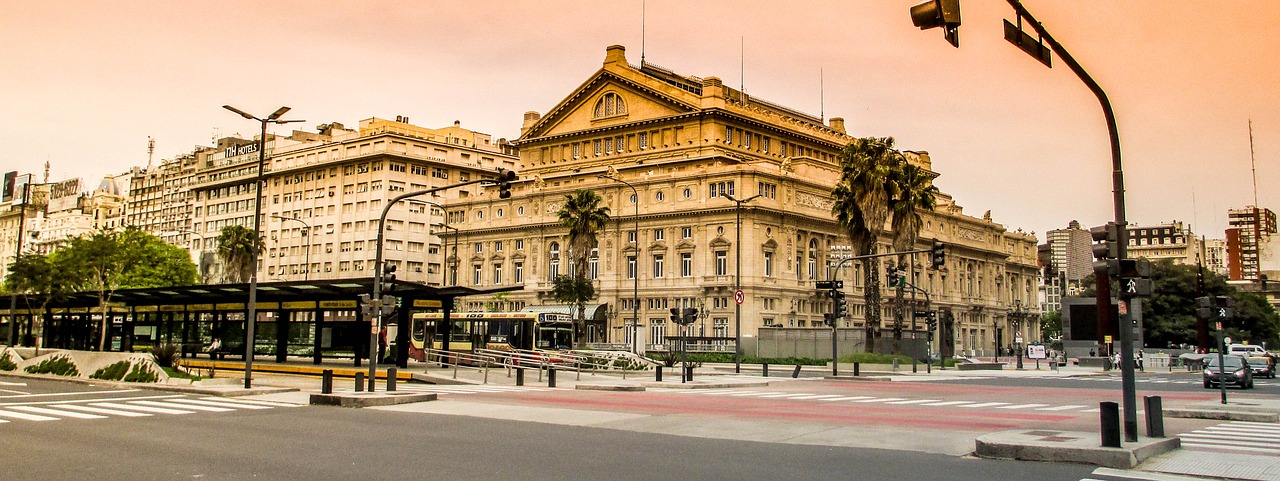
{"left": 421, "top": 347, "right": 496, "bottom": 384}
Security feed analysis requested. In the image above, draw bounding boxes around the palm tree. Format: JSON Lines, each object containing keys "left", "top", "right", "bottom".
{"left": 888, "top": 162, "right": 940, "bottom": 352}
{"left": 556, "top": 190, "right": 610, "bottom": 346}
{"left": 832, "top": 137, "right": 899, "bottom": 353}
{"left": 216, "top": 225, "right": 261, "bottom": 284}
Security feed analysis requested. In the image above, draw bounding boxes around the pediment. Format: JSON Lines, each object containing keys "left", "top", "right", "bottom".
{"left": 762, "top": 239, "right": 778, "bottom": 250}
{"left": 709, "top": 236, "right": 731, "bottom": 249}
{"left": 647, "top": 242, "right": 667, "bottom": 252}
{"left": 522, "top": 70, "right": 700, "bottom": 140}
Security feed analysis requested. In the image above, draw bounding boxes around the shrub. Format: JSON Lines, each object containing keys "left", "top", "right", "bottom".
{"left": 123, "top": 364, "right": 158, "bottom": 383}
{"left": 24, "top": 355, "right": 80, "bottom": 376}
{"left": 151, "top": 343, "right": 179, "bottom": 368}
{"left": 91, "top": 361, "right": 131, "bottom": 381}
{"left": 0, "top": 352, "right": 16, "bottom": 371}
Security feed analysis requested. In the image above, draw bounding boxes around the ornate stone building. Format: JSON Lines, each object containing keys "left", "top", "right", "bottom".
{"left": 450, "top": 46, "right": 1040, "bottom": 356}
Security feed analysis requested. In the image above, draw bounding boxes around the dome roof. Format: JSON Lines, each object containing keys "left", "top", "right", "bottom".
{"left": 96, "top": 178, "right": 122, "bottom": 196}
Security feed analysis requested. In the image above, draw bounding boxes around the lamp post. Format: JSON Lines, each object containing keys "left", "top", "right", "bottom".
{"left": 723, "top": 193, "right": 761, "bottom": 373}
{"left": 270, "top": 215, "right": 312, "bottom": 281}
{"left": 440, "top": 224, "right": 459, "bottom": 286}
{"left": 422, "top": 200, "right": 448, "bottom": 286}
{"left": 7, "top": 180, "right": 33, "bottom": 347}
{"left": 222, "top": 105, "right": 303, "bottom": 389}
{"left": 599, "top": 174, "right": 640, "bottom": 354}
{"left": 1009, "top": 300, "right": 1024, "bottom": 369}
{"left": 170, "top": 228, "right": 207, "bottom": 283}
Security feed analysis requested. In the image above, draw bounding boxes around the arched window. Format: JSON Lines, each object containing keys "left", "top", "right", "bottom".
{"left": 593, "top": 92, "right": 626, "bottom": 118}
{"left": 549, "top": 242, "right": 561, "bottom": 279}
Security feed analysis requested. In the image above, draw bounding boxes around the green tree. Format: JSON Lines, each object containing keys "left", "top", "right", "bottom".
{"left": 115, "top": 229, "right": 199, "bottom": 289}
{"left": 4, "top": 253, "right": 75, "bottom": 348}
{"left": 887, "top": 162, "right": 939, "bottom": 352}
{"left": 832, "top": 137, "right": 899, "bottom": 353}
{"left": 1040, "top": 310, "right": 1063, "bottom": 340}
{"left": 216, "top": 225, "right": 261, "bottom": 284}
{"left": 556, "top": 190, "right": 609, "bottom": 346}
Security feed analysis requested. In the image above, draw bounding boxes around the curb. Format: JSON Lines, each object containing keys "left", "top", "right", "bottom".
{"left": 1166, "top": 408, "right": 1280, "bottom": 422}
{"left": 576, "top": 384, "right": 646, "bottom": 392}
{"left": 975, "top": 429, "right": 1180, "bottom": 469}
{"left": 639, "top": 380, "right": 770, "bottom": 389}
{"left": 310, "top": 392, "right": 436, "bottom": 408}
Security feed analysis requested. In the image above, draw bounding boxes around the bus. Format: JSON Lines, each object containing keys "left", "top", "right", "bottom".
{"left": 408, "top": 311, "right": 574, "bottom": 361}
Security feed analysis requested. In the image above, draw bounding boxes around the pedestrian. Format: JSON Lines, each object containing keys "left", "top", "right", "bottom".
{"left": 1137, "top": 349, "right": 1145, "bottom": 371}
{"left": 378, "top": 326, "right": 388, "bottom": 363}
{"left": 1089, "top": 348, "right": 1096, "bottom": 357}
{"left": 206, "top": 337, "right": 221, "bottom": 360}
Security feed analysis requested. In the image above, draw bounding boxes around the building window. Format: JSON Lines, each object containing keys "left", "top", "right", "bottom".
{"left": 654, "top": 229, "right": 664, "bottom": 241}
{"left": 473, "top": 265, "right": 482, "bottom": 286}
{"left": 627, "top": 256, "right": 637, "bottom": 280}
{"left": 474, "top": 242, "right": 483, "bottom": 253}
{"left": 638, "top": 132, "right": 648, "bottom": 149}
{"left": 650, "top": 319, "right": 666, "bottom": 347}
{"left": 493, "top": 264, "right": 503, "bottom": 284}
{"left": 715, "top": 251, "right": 728, "bottom": 276}
{"left": 593, "top": 92, "right": 626, "bottom": 118}
{"left": 682, "top": 227, "right": 692, "bottom": 239}
{"left": 573, "top": 143, "right": 581, "bottom": 159}
{"left": 708, "top": 181, "right": 735, "bottom": 198}
{"left": 549, "top": 242, "right": 561, "bottom": 279}
{"left": 593, "top": 139, "right": 602, "bottom": 156}
{"left": 495, "top": 241, "right": 503, "bottom": 252}
{"left": 589, "top": 247, "right": 599, "bottom": 280}
{"left": 681, "top": 253, "right": 693, "bottom": 277}
{"left": 628, "top": 231, "right": 637, "bottom": 243}
{"left": 654, "top": 254, "right": 665, "bottom": 278}
{"left": 724, "top": 125, "right": 733, "bottom": 144}
{"left": 758, "top": 182, "right": 776, "bottom": 199}
{"left": 515, "top": 239, "right": 524, "bottom": 250}
{"left": 514, "top": 262, "right": 524, "bottom": 283}
{"left": 764, "top": 252, "right": 774, "bottom": 277}
{"left": 604, "top": 137, "right": 614, "bottom": 154}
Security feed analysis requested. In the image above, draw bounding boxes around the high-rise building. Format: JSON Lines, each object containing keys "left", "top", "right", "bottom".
{"left": 1038, "top": 220, "right": 1091, "bottom": 313}
{"left": 1227, "top": 206, "right": 1276, "bottom": 281}
{"left": 452, "top": 46, "right": 1041, "bottom": 356}
{"left": 1125, "top": 220, "right": 1200, "bottom": 266}
{"left": 1204, "top": 238, "right": 1228, "bottom": 276}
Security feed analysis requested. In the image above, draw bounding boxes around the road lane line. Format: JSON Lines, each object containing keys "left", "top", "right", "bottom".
{"left": 885, "top": 399, "right": 940, "bottom": 405}
{"left": 817, "top": 396, "right": 874, "bottom": 402}
{"left": 53, "top": 404, "right": 152, "bottom": 417}
{"left": 0, "top": 409, "right": 60, "bottom": 421}
{"left": 757, "top": 393, "right": 814, "bottom": 398}
{"left": 921, "top": 401, "right": 974, "bottom": 406}
{"left": 1036, "top": 405, "right": 1086, "bottom": 411}
{"left": 853, "top": 398, "right": 906, "bottom": 403}
{"left": 131, "top": 400, "right": 233, "bottom": 412}
{"left": 997, "top": 404, "right": 1050, "bottom": 410}
{"left": 958, "top": 402, "right": 1009, "bottom": 408}
{"left": 9, "top": 406, "right": 107, "bottom": 419}
{"left": 90, "top": 402, "right": 195, "bottom": 415}
{"left": 789, "top": 395, "right": 846, "bottom": 400}
{"left": 728, "top": 392, "right": 772, "bottom": 397}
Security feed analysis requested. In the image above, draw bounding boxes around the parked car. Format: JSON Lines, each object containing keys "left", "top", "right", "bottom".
{"left": 1204, "top": 354, "right": 1254, "bottom": 389}
{"left": 1247, "top": 356, "right": 1275, "bottom": 379}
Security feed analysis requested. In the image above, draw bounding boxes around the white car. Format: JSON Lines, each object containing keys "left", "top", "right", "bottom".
{"left": 1230, "top": 344, "right": 1267, "bottom": 358}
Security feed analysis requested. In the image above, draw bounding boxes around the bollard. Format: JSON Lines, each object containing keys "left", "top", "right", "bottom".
{"left": 355, "top": 372, "right": 365, "bottom": 392}
{"left": 927, "top": 360, "right": 932, "bottom": 374}
{"left": 387, "top": 368, "right": 397, "bottom": 392}
{"left": 912, "top": 357, "right": 917, "bottom": 373}
{"left": 516, "top": 368, "right": 525, "bottom": 386}
{"left": 321, "top": 369, "right": 333, "bottom": 394}
{"left": 762, "top": 363, "right": 769, "bottom": 377}
{"left": 791, "top": 365, "right": 801, "bottom": 378}
{"left": 1100, "top": 401, "right": 1121, "bottom": 448}
{"left": 548, "top": 366, "right": 557, "bottom": 388}
{"left": 369, "top": 373, "right": 376, "bottom": 392}
{"left": 854, "top": 362, "right": 860, "bottom": 377}
{"left": 655, "top": 366, "right": 663, "bottom": 382}
{"left": 1144, "top": 396, "right": 1165, "bottom": 438}
{"left": 892, "top": 358, "right": 899, "bottom": 372}
{"left": 685, "top": 365, "right": 694, "bottom": 381}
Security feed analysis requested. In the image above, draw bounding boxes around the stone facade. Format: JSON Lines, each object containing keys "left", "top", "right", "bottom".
{"left": 449, "top": 46, "right": 1040, "bottom": 356}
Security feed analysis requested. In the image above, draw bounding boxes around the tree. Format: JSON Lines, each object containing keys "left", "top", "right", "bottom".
{"left": 556, "top": 190, "right": 609, "bottom": 346}
{"left": 1040, "top": 310, "right": 1063, "bottom": 341}
{"left": 887, "top": 162, "right": 939, "bottom": 352}
{"left": 216, "top": 225, "right": 261, "bottom": 284}
{"left": 550, "top": 275, "right": 595, "bottom": 347}
{"left": 832, "top": 137, "right": 899, "bottom": 353}
{"left": 3, "top": 253, "right": 75, "bottom": 348}
{"left": 55, "top": 228, "right": 198, "bottom": 351}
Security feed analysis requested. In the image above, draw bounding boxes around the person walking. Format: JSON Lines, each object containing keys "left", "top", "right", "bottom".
{"left": 378, "top": 327, "right": 388, "bottom": 363}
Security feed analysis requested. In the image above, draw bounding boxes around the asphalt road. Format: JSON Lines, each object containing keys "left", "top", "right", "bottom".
{"left": 0, "top": 393, "right": 1111, "bottom": 481}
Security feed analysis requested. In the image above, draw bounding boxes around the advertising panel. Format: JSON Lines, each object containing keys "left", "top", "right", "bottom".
{"left": 46, "top": 178, "right": 82, "bottom": 212}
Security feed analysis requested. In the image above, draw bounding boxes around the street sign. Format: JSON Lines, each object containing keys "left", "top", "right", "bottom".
{"left": 734, "top": 289, "right": 745, "bottom": 305}
{"left": 815, "top": 280, "right": 843, "bottom": 289}
{"left": 1105, "top": 335, "right": 1113, "bottom": 343}
{"left": 1015, "top": 334, "right": 1024, "bottom": 344}
{"left": 1027, "top": 345, "right": 1047, "bottom": 359}
{"left": 1118, "top": 300, "right": 1128, "bottom": 316}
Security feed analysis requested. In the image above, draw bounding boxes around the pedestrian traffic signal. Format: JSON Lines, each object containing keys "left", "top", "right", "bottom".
{"left": 496, "top": 168, "right": 518, "bottom": 199}
{"left": 1090, "top": 222, "right": 1121, "bottom": 276}
{"left": 930, "top": 240, "right": 946, "bottom": 269}
{"left": 910, "top": 0, "right": 961, "bottom": 48}
{"left": 669, "top": 307, "right": 681, "bottom": 323}
{"left": 823, "top": 313, "right": 836, "bottom": 327}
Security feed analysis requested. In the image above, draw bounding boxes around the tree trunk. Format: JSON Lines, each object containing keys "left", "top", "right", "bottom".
{"left": 892, "top": 255, "right": 905, "bottom": 356}
{"left": 862, "top": 245, "right": 881, "bottom": 353}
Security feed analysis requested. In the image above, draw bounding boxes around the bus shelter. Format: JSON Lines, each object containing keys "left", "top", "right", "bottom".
{"left": 1, "top": 279, "right": 519, "bottom": 368}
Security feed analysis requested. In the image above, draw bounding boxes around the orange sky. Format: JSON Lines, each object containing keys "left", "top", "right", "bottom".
{"left": 2, "top": 1, "right": 1276, "bottom": 239}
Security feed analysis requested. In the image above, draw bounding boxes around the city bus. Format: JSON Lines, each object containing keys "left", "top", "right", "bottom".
{"left": 407, "top": 311, "right": 574, "bottom": 361}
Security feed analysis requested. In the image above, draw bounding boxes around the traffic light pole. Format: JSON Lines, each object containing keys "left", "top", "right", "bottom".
{"left": 369, "top": 178, "right": 499, "bottom": 386}
{"left": 1003, "top": 0, "right": 1135, "bottom": 442}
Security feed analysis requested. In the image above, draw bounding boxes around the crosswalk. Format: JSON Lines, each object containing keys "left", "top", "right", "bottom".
{"left": 1178, "top": 421, "right": 1280, "bottom": 456}
{"left": 0, "top": 395, "right": 297, "bottom": 424}
{"left": 661, "top": 389, "right": 1100, "bottom": 413}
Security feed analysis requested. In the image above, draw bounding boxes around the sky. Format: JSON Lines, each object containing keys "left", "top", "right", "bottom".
{"left": 2, "top": 1, "right": 1277, "bottom": 241}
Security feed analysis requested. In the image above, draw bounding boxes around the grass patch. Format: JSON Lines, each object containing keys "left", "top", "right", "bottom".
{"left": 91, "top": 361, "right": 131, "bottom": 381}
{"left": 124, "top": 364, "right": 158, "bottom": 383}
{"left": 0, "top": 351, "right": 16, "bottom": 371}
{"left": 162, "top": 366, "right": 202, "bottom": 381}
{"left": 24, "top": 355, "right": 80, "bottom": 377}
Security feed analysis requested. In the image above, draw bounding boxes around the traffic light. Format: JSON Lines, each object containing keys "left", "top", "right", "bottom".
{"left": 496, "top": 168, "right": 518, "bottom": 199}
{"left": 823, "top": 313, "right": 836, "bottom": 327}
{"left": 380, "top": 295, "right": 397, "bottom": 315}
{"left": 358, "top": 294, "right": 373, "bottom": 317}
{"left": 1196, "top": 296, "right": 1235, "bottom": 319}
{"left": 1117, "top": 258, "right": 1153, "bottom": 298}
{"left": 832, "top": 290, "right": 847, "bottom": 320}
{"left": 886, "top": 263, "right": 900, "bottom": 288}
{"left": 381, "top": 262, "right": 397, "bottom": 293}
{"left": 910, "top": 0, "right": 961, "bottom": 48}
{"left": 926, "top": 311, "right": 938, "bottom": 330}
{"left": 669, "top": 307, "right": 681, "bottom": 323}
{"left": 1090, "top": 222, "right": 1120, "bottom": 276}
{"left": 682, "top": 308, "right": 698, "bottom": 325}
{"left": 930, "top": 241, "right": 946, "bottom": 269}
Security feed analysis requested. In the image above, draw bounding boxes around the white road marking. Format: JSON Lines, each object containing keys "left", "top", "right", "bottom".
{"left": 9, "top": 405, "right": 106, "bottom": 419}
{"left": 52, "top": 404, "right": 152, "bottom": 417}
{"left": 131, "top": 400, "right": 233, "bottom": 412}
{"left": 0, "top": 409, "right": 60, "bottom": 421}
{"left": 90, "top": 402, "right": 195, "bottom": 415}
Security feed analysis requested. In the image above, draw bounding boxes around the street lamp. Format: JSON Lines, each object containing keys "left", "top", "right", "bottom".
{"left": 270, "top": 215, "right": 312, "bottom": 281}
{"left": 439, "top": 224, "right": 460, "bottom": 286}
{"left": 1009, "top": 300, "right": 1025, "bottom": 369}
{"left": 222, "top": 105, "right": 303, "bottom": 389}
{"left": 722, "top": 192, "right": 761, "bottom": 373}
{"left": 599, "top": 173, "right": 640, "bottom": 354}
